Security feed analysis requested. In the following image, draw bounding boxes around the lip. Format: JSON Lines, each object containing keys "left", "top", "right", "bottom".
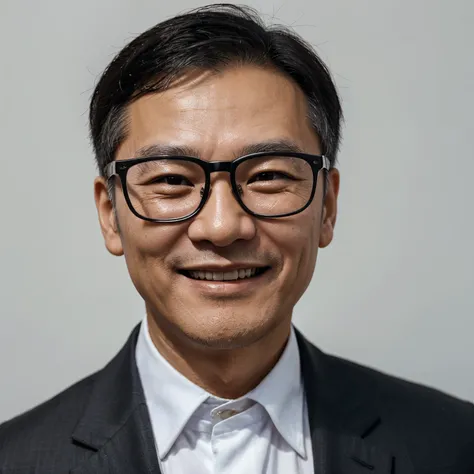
{"left": 179, "top": 267, "right": 272, "bottom": 297}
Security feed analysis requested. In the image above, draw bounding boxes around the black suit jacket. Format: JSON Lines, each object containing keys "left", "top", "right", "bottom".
{"left": 1, "top": 324, "right": 473, "bottom": 473}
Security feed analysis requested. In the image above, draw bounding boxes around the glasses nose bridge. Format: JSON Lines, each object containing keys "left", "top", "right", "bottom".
{"left": 201, "top": 160, "right": 241, "bottom": 201}
{"left": 207, "top": 160, "right": 233, "bottom": 174}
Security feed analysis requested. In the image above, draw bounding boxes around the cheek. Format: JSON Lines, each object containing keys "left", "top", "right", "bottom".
{"left": 282, "top": 209, "right": 321, "bottom": 278}
{"left": 263, "top": 207, "right": 321, "bottom": 274}
{"left": 117, "top": 210, "right": 183, "bottom": 278}
{"left": 120, "top": 226, "right": 182, "bottom": 305}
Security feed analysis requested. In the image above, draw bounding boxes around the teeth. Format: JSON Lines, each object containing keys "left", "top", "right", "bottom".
{"left": 189, "top": 268, "right": 262, "bottom": 281}
{"left": 224, "top": 270, "right": 238, "bottom": 280}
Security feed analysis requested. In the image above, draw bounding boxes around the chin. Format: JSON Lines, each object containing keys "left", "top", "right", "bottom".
{"left": 178, "top": 317, "right": 275, "bottom": 351}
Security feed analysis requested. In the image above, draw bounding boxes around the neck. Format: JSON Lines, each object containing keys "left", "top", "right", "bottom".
{"left": 146, "top": 313, "right": 291, "bottom": 399}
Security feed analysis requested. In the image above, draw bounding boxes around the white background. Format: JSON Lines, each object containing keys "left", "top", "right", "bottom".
{"left": 0, "top": 0, "right": 473, "bottom": 422}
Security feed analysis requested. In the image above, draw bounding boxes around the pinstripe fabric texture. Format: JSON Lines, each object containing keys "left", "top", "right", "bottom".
{"left": 1, "top": 323, "right": 474, "bottom": 473}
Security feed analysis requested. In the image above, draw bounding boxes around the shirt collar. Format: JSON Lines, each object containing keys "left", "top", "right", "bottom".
{"left": 244, "top": 324, "right": 306, "bottom": 457}
{"left": 135, "top": 315, "right": 306, "bottom": 459}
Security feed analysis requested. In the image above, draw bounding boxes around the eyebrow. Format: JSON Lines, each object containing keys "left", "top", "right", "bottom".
{"left": 133, "top": 138, "right": 306, "bottom": 160}
{"left": 238, "top": 139, "right": 305, "bottom": 156}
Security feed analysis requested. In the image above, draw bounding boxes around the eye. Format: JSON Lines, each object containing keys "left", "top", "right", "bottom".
{"left": 248, "top": 171, "right": 290, "bottom": 183}
{"left": 151, "top": 175, "right": 193, "bottom": 186}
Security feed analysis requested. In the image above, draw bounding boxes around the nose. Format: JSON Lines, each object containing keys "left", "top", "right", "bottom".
{"left": 187, "top": 174, "right": 256, "bottom": 247}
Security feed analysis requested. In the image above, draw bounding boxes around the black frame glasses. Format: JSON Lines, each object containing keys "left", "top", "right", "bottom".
{"left": 105, "top": 151, "right": 330, "bottom": 223}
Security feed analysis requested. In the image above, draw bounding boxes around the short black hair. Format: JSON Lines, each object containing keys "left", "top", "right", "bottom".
{"left": 89, "top": 3, "right": 343, "bottom": 178}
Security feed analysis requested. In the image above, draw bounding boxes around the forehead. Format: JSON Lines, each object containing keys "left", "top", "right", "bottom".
{"left": 116, "top": 65, "right": 321, "bottom": 160}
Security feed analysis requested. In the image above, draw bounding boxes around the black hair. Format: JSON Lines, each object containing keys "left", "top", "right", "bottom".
{"left": 89, "top": 3, "right": 343, "bottom": 177}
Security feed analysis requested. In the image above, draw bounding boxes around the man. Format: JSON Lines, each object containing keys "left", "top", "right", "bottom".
{"left": 1, "top": 4, "right": 473, "bottom": 473}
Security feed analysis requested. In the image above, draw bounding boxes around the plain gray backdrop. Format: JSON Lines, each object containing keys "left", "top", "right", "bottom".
{"left": 1, "top": 0, "right": 473, "bottom": 422}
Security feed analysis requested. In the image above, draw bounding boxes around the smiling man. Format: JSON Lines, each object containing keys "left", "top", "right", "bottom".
{"left": 1, "top": 4, "right": 474, "bottom": 474}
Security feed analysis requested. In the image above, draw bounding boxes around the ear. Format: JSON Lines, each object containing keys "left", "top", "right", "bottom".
{"left": 94, "top": 177, "right": 124, "bottom": 256}
{"left": 319, "top": 168, "right": 340, "bottom": 249}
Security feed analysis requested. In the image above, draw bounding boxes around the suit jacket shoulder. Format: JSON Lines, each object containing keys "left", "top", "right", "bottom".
{"left": 0, "top": 370, "right": 98, "bottom": 472}
{"left": 328, "top": 351, "right": 474, "bottom": 427}
{"left": 316, "top": 348, "right": 474, "bottom": 472}
{"left": 0, "top": 324, "right": 150, "bottom": 474}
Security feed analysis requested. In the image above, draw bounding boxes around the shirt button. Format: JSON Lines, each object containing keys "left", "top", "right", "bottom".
{"left": 214, "top": 409, "right": 239, "bottom": 420}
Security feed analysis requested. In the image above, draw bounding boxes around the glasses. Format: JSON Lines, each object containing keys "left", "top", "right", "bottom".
{"left": 105, "top": 151, "right": 330, "bottom": 223}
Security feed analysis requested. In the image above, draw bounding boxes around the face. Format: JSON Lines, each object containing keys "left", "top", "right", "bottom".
{"left": 95, "top": 65, "right": 339, "bottom": 351}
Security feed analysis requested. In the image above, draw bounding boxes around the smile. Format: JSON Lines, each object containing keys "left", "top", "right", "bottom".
{"left": 180, "top": 267, "right": 270, "bottom": 282}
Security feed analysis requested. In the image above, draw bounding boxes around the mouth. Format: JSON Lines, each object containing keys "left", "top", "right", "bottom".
{"left": 178, "top": 266, "right": 271, "bottom": 282}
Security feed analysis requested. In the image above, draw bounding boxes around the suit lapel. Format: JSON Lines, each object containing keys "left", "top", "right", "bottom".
{"left": 295, "top": 328, "right": 414, "bottom": 474}
{"left": 70, "top": 403, "right": 159, "bottom": 474}
{"left": 70, "top": 324, "right": 161, "bottom": 474}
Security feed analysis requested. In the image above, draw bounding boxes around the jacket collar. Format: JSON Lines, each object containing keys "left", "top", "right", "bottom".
{"left": 70, "top": 323, "right": 414, "bottom": 474}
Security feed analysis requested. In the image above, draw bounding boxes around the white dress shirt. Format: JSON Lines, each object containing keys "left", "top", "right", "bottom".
{"left": 136, "top": 315, "right": 314, "bottom": 473}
